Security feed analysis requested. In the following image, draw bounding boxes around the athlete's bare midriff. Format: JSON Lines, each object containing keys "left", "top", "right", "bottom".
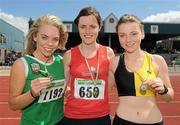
{"left": 116, "top": 96, "right": 162, "bottom": 124}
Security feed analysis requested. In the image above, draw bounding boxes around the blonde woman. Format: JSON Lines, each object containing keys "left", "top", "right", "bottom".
{"left": 9, "top": 15, "right": 68, "bottom": 125}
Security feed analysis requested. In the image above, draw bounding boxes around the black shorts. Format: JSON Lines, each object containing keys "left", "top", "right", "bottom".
{"left": 55, "top": 119, "right": 64, "bottom": 125}
{"left": 61, "top": 115, "right": 111, "bottom": 125}
{"left": 113, "top": 115, "right": 164, "bottom": 125}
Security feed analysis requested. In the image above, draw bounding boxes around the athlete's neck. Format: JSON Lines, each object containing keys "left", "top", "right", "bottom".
{"left": 124, "top": 50, "right": 144, "bottom": 71}
{"left": 33, "top": 51, "right": 53, "bottom": 63}
{"left": 80, "top": 43, "right": 99, "bottom": 58}
{"left": 124, "top": 50, "right": 144, "bottom": 62}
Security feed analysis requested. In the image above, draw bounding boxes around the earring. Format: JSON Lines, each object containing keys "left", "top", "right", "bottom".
{"left": 33, "top": 40, "right": 36, "bottom": 46}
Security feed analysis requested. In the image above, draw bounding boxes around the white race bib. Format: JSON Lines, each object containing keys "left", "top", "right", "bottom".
{"left": 74, "top": 78, "right": 105, "bottom": 100}
{"left": 38, "top": 79, "right": 65, "bottom": 103}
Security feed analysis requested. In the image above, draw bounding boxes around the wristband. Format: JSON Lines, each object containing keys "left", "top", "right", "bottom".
{"left": 158, "top": 84, "right": 168, "bottom": 95}
{"left": 30, "top": 90, "right": 36, "bottom": 98}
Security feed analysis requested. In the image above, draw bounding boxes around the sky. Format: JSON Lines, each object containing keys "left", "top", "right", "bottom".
{"left": 1, "top": 0, "right": 180, "bottom": 35}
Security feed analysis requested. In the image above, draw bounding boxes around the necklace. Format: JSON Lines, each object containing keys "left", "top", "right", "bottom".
{"left": 124, "top": 53, "right": 151, "bottom": 94}
{"left": 84, "top": 50, "right": 100, "bottom": 86}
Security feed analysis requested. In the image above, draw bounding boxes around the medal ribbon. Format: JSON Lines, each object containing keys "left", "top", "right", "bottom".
{"left": 124, "top": 52, "right": 151, "bottom": 86}
{"left": 39, "top": 57, "right": 53, "bottom": 81}
{"left": 84, "top": 51, "right": 100, "bottom": 85}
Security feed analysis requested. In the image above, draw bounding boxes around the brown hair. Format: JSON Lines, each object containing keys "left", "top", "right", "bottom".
{"left": 74, "top": 6, "right": 102, "bottom": 28}
{"left": 116, "top": 14, "right": 144, "bottom": 32}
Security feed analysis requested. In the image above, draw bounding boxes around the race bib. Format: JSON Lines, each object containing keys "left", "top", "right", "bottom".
{"left": 38, "top": 79, "right": 65, "bottom": 103}
{"left": 74, "top": 78, "right": 105, "bottom": 100}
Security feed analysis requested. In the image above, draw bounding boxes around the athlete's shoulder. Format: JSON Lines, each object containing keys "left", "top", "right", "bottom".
{"left": 106, "top": 46, "right": 115, "bottom": 60}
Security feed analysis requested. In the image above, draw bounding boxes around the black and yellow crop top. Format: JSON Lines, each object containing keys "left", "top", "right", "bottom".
{"left": 114, "top": 52, "right": 158, "bottom": 96}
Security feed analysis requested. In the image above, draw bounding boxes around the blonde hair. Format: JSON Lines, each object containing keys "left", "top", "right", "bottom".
{"left": 24, "top": 14, "right": 68, "bottom": 55}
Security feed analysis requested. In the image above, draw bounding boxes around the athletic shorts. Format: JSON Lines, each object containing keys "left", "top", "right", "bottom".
{"left": 61, "top": 115, "right": 111, "bottom": 125}
{"left": 113, "top": 115, "right": 164, "bottom": 125}
{"left": 55, "top": 119, "right": 64, "bottom": 125}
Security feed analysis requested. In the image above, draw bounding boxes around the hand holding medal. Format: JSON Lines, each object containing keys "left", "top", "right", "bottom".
{"left": 147, "top": 78, "right": 168, "bottom": 95}
{"left": 30, "top": 77, "right": 51, "bottom": 98}
{"left": 30, "top": 57, "right": 54, "bottom": 97}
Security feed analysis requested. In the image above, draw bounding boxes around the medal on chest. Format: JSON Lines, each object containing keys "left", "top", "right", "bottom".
{"left": 140, "top": 83, "right": 148, "bottom": 94}
{"left": 124, "top": 53, "right": 152, "bottom": 95}
{"left": 136, "top": 69, "right": 151, "bottom": 95}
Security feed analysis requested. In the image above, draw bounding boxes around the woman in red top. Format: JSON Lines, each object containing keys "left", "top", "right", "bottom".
{"left": 63, "top": 6, "right": 115, "bottom": 125}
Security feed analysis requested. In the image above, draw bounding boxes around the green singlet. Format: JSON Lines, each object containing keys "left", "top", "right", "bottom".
{"left": 20, "top": 54, "right": 65, "bottom": 125}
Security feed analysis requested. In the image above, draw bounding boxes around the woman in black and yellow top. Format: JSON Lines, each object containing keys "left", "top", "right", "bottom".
{"left": 109, "top": 14, "right": 174, "bottom": 125}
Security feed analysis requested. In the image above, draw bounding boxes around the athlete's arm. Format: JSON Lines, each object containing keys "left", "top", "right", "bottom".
{"left": 8, "top": 59, "right": 35, "bottom": 110}
{"left": 151, "top": 54, "right": 174, "bottom": 102}
{"left": 63, "top": 50, "right": 71, "bottom": 97}
{"left": 107, "top": 47, "right": 116, "bottom": 92}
